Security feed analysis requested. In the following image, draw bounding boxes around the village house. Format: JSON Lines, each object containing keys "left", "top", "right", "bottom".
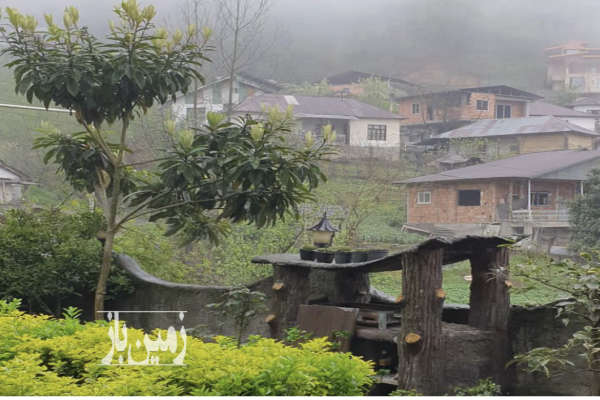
{"left": 398, "top": 149, "right": 600, "bottom": 244}
{"left": 529, "top": 100, "right": 599, "bottom": 132}
{"left": 0, "top": 160, "right": 31, "bottom": 206}
{"left": 396, "top": 85, "right": 542, "bottom": 144}
{"left": 322, "top": 70, "right": 420, "bottom": 97}
{"left": 569, "top": 95, "right": 600, "bottom": 115}
{"left": 421, "top": 116, "right": 599, "bottom": 159}
{"left": 545, "top": 41, "right": 600, "bottom": 93}
{"left": 171, "top": 72, "right": 281, "bottom": 122}
{"left": 235, "top": 93, "right": 405, "bottom": 152}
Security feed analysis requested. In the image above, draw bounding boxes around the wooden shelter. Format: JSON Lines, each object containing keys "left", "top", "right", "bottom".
{"left": 252, "top": 235, "right": 517, "bottom": 395}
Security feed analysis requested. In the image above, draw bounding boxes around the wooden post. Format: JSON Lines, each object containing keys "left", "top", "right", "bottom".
{"left": 468, "top": 245, "right": 511, "bottom": 388}
{"left": 397, "top": 248, "right": 444, "bottom": 395}
{"left": 270, "top": 265, "right": 311, "bottom": 339}
{"left": 330, "top": 271, "right": 371, "bottom": 305}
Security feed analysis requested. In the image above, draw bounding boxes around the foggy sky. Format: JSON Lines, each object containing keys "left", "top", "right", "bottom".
{"left": 1, "top": 0, "right": 599, "bottom": 90}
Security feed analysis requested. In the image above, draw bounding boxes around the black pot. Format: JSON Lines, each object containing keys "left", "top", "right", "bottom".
{"left": 334, "top": 251, "right": 352, "bottom": 264}
{"left": 368, "top": 249, "right": 389, "bottom": 261}
{"left": 299, "top": 249, "right": 315, "bottom": 261}
{"left": 315, "top": 251, "right": 335, "bottom": 263}
{"left": 351, "top": 251, "right": 369, "bottom": 263}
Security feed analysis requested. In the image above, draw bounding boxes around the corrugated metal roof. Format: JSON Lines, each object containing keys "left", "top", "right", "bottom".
{"left": 570, "top": 96, "right": 600, "bottom": 107}
{"left": 399, "top": 149, "right": 600, "bottom": 184}
{"left": 433, "top": 116, "right": 598, "bottom": 140}
{"left": 529, "top": 100, "right": 596, "bottom": 118}
{"left": 235, "top": 94, "right": 405, "bottom": 120}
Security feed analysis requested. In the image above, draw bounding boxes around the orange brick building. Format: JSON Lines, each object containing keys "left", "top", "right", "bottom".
{"left": 398, "top": 150, "right": 600, "bottom": 232}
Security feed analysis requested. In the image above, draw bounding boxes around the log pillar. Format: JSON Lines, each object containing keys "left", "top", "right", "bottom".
{"left": 397, "top": 248, "right": 444, "bottom": 395}
{"left": 468, "top": 245, "right": 511, "bottom": 388}
{"left": 268, "top": 265, "right": 311, "bottom": 339}
{"left": 330, "top": 270, "right": 371, "bottom": 305}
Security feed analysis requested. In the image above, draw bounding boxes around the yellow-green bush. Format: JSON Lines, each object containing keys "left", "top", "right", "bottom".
{"left": 0, "top": 300, "right": 374, "bottom": 396}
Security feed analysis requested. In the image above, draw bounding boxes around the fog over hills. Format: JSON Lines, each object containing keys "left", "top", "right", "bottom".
{"left": 0, "top": 0, "right": 599, "bottom": 90}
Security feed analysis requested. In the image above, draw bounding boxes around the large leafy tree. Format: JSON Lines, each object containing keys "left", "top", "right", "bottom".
{"left": 570, "top": 168, "right": 600, "bottom": 251}
{"left": 1, "top": 1, "right": 332, "bottom": 318}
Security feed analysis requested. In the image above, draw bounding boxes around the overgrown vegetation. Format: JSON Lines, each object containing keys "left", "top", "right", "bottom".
{"left": 0, "top": 299, "right": 375, "bottom": 396}
{"left": 0, "top": 209, "right": 132, "bottom": 316}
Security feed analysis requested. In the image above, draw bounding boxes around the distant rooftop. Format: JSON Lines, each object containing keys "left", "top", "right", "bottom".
{"left": 423, "top": 116, "right": 597, "bottom": 143}
{"left": 235, "top": 94, "right": 405, "bottom": 120}
{"left": 570, "top": 96, "right": 600, "bottom": 107}
{"left": 396, "top": 85, "right": 542, "bottom": 101}
{"left": 399, "top": 149, "right": 600, "bottom": 184}
{"left": 529, "top": 100, "right": 596, "bottom": 118}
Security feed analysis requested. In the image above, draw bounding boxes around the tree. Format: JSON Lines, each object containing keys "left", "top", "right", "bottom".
{"left": 2, "top": 2, "right": 332, "bottom": 318}
{"left": 215, "top": 0, "right": 270, "bottom": 116}
{"left": 356, "top": 76, "right": 395, "bottom": 111}
{"left": 570, "top": 168, "right": 600, "bottom": 251}
{"left": 510, "top": 254, "right": 600, "bottom": 395}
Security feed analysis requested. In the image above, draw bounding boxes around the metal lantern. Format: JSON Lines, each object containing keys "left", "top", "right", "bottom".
{"left": 308, "top": 212, "right": 338, "bottom": 248}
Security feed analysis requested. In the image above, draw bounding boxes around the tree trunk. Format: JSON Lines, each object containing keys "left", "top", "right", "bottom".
{"left": 94, "top": 230, "right": 115, "bottom": 320}
{"left": 397, "top": 248, "right": 444, "bottom": 395}
{"left": 269, "top": 265, "right": 311, "bottom": 339}
{"left": 330, "top": 271, "right": 371, "bottom": 304}
{"left": 469, "top": 245, "right": 511, "bottom": 388}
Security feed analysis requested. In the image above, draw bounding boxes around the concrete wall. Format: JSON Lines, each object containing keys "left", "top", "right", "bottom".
{"left": 348, "top": 118, "right": 401, "bottom": 147}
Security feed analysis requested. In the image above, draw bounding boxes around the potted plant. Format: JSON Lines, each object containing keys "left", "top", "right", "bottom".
{"left": 368, "top": 248, "right": 389, "bottom": 261}
{"left": 334, "top": 247, "right": 353, "bottom": 264}
{"left": 315, "top": 248, "right": 335, "bottom": 263}
{"left": 351, "top": 248, "right": 369, "bottom": 263}
{"left": 299, "top": 245, "right": 316, "bottom": 261}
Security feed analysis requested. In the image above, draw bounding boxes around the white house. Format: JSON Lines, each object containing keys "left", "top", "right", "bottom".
{"left": 171, "top": 72, "right": 281, "bottom": 122}
{"left": 0, "top": 161, "right": 32, "bottom": 206}
{"left": 234, "top": 94, "right": 406, "bottom": 149}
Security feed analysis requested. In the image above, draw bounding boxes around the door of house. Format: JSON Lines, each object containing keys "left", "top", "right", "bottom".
{"left": 496, "top": 104, "right": 511, "bottom": 119}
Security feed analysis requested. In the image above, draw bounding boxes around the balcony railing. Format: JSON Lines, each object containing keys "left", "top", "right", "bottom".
{"left": 511, "top": 209, "right": 570, "bottom": 223}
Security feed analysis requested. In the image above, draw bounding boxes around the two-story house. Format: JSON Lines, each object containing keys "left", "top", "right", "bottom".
{"left": 545, "top": 41, "right": 600, "bottom": 93}
{"left": 396, "top": 85, "right": 542, "bottom": 144}
{"left": 171, "top": 72, "right": 281, "bottom": 123}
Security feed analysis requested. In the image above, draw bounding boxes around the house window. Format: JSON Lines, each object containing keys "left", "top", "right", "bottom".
{"left": 427, "top": 105, "right": 434, "bottom": 120}
{"left": 417, "top": 191, "right": 431, "bottom": 204}
{"left": 496, "top": 104, "right": 512, "bottom": 119}
{"left": 457, "top": 190, "right": 481, "bottom": 206}
{"left": 412, "top": 103, "right": 420, "bottom": 114}
{"left": 531, "top": 192, "right": 550, "bottom": 206}
{"left": 367, "top": 124, "right": 387, "bottom": 141}
{"left": 476, "top": 100, "right": 488, "bottom": 111}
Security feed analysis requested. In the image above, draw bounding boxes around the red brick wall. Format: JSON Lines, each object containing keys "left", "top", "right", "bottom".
{"left": 406, "top": 180, "right": 578, "bottom": 224}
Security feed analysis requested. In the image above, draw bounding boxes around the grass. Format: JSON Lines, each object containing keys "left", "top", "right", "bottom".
{"left": 370, "top": 252, "right": 571, "bottom": 306}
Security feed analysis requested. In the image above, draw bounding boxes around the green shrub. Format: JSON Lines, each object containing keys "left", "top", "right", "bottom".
{"left": 0, "top": 300, "right": 375, "bottom": 396}
{"left": 0, "top": 209, "right": 132, "bottom": 315}
{"left": 451, "top": 378, "right": 502, "bottom": 396}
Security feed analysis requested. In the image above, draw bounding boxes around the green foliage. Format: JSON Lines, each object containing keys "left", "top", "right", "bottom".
{"left": 113, "top": 222, "right": 195, "bottom": 283}
{"left": 451, "top": 378, "right": 502, "bottom": 396}
{"left": 0, "top": 303, "right": 375, "bottom": 396}
{"left": 388, "top": 388, "right": 422, "bottom": 396}
{"left": 0, "top": 209, "right": 131, "bottom": 315}
{"left": 284, "top": 327, "right": 313, "bottom": 346}
{"left": 357, "top": 76, "right": 396, "bottom": 111}
{"left": 135, "top": 111, "right": 333, "bottom": 244}
{"left": 570, "top": 168, "right": 600, "bottom": 251}
{"left": 510, "top": 253, "right": 600, "bottom": 388}
{"left": 285, "top": 79, "right": 334, "bottom": 96}
{"left": 207, "top": 287, "right": 269, "bottom": 348}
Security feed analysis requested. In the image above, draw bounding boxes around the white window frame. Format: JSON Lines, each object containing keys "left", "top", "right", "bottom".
{"left": 367, "top": 124, "right": 387, "bottom": 141}
{"left": 476, "top": 100, "right": 488, "bottom": 111}
{"left": 417, "top": 191, "right": 431, "bottom": 204}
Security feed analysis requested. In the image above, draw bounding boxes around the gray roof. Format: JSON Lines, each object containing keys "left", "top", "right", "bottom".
{"left": 324, "top": 70, "right": 419, "bottom": 88}
{"left": 529, "top": 100, "right": 596, "bottom": 118}
{"left": 429, "top": 116, "right": 598, "bottom": 142}
{"left": 399, "top": 149, "right": 600, "bottom": 184}
{"left": 570, "top": 96, "right": 600, "bottom": 107}
{"left": 235, "top": 94, "right": 405, "bottom": 120}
